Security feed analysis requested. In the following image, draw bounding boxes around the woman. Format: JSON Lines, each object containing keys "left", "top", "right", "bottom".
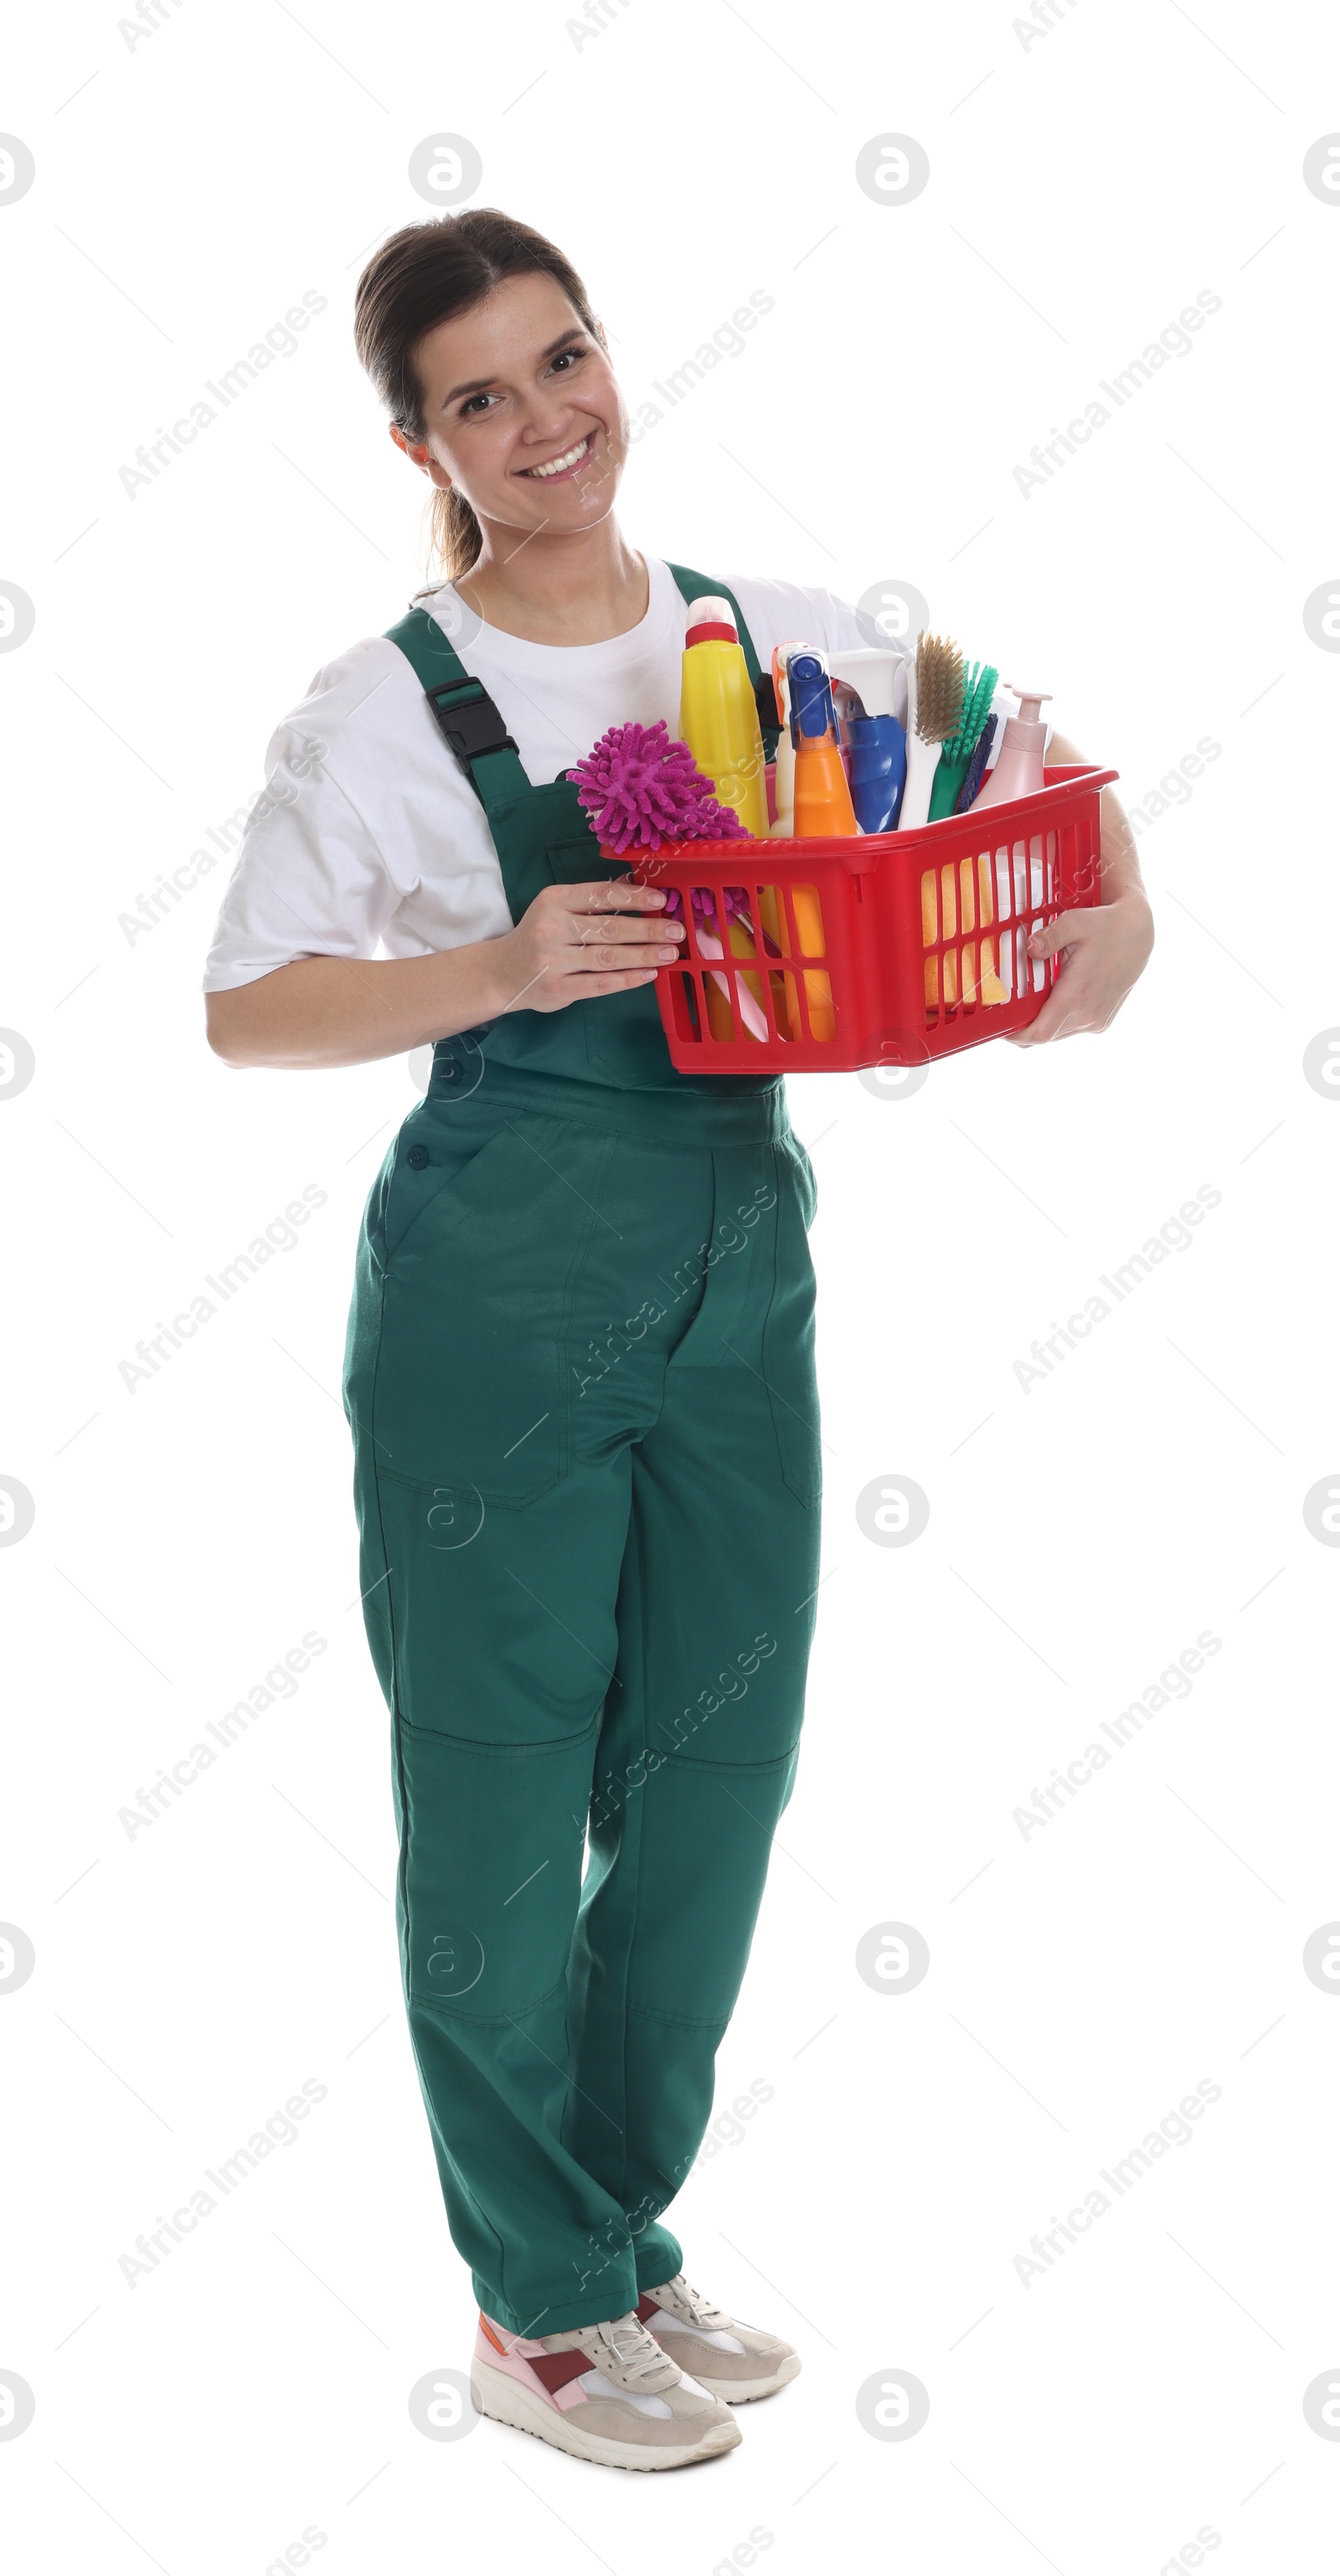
{"left": 204, "top": 209, "right": 1152, "bottom": 2472}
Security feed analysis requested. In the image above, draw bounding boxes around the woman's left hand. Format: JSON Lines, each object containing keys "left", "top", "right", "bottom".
{"left": 1006, "top": 892, "right": 1154, "bottom": 1044}
{"left": 1007, "top": 731, "right": 1154, "bottom": 1044}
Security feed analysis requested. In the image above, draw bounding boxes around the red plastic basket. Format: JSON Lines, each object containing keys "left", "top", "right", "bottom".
{"left": 626, "top": 764, "right": 1116, "bottom": 1072}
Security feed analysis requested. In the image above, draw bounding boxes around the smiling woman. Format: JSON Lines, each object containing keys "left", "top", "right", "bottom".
{"left": 354, "top": 209, "right": 634, "bottom": 627}
{"left": 199, "top": 200, "right": 1149, "bottom": 2478}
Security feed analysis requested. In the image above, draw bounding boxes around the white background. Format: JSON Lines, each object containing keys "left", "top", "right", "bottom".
{"left": 3, "top": 3, "right": 1339, "bottom": 2570}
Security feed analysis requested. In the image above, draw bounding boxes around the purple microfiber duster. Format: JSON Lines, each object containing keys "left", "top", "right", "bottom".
{"left": 568, "top": 719, "right": 750, "bottom": 854}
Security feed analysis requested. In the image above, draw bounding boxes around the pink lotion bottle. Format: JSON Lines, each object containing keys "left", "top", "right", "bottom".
{"left": 971, "top": 688, "right": 1052, "bottom": 810}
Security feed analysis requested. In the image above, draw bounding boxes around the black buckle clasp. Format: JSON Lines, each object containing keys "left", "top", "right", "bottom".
{"left": 425, "top": 677, "right": 519, "bottom": 779}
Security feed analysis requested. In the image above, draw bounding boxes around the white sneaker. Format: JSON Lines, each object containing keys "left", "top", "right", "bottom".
{"left": 636, "top": 2275, "right": 801, "bottom": 2402}
{"left": 471, "top": 2308, "right": 741, "bottom": 2470}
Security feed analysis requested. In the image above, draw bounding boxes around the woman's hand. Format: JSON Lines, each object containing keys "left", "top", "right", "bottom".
{"left": 1008, "top": 892, "right": 1154, "bottom": 1045}
{"left": 1008, "top": 731, "right": 1153, "bottom": 1045}
{"left": 497, "top": 879, "right": 686, "bottom": 1016}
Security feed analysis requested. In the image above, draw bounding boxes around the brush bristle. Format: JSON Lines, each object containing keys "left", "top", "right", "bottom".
{"left": 946, "top": 660, "right": 997, "bottom": 757}
{"left": 915, "top": 632, "right": 965, "bottom": 744}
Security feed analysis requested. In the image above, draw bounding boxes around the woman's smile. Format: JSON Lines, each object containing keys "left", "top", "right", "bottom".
{"left": 516, "top": 428, "right": 598, "bottom": 482}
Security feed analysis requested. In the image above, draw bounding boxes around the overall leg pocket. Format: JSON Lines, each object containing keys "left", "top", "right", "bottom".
{"left": 399, "top": 1712, "right": 598, "bottom": 2017}
{"left": 371, "top": 1461, "right": 627, "bottom": 1743}
{"left": 373, "top": 1114, "right": 614, "bottom": 1505}
{"left": 629, "top": 1743, "right": 802, "bottom": 2027}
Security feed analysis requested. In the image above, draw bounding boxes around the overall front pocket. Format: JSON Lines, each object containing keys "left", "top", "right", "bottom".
{"left": 371, "top": 1112, "right": 614, "bottom": 1506}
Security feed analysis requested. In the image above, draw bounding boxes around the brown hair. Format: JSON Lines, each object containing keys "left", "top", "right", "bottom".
{"left": 353, "top": 208, "right": 602, "bottom": 591}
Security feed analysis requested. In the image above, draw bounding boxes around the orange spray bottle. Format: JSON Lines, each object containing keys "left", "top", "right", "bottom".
{"left": 783, "top": 649, "right": 852, "bottom": 1042}
{"left": 789, "top": 651, "right": 858, "bottom": 838}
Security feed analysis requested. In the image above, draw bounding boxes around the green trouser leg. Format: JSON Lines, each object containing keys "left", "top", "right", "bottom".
{"left": 343, "top": 1092, "right": 820, "bottom": 2336}
{"left": 563, "top": 1340, "right": 816, "bottom": 2302}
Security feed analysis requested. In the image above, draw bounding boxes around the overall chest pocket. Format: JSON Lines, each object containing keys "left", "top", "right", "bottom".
{"left": 372, "top": 1111, "right": 611, "bottom": 1507}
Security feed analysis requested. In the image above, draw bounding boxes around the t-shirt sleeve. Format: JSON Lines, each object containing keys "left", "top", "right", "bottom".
{"left": 201, "top": 663, "right": 407, "bottom": 993}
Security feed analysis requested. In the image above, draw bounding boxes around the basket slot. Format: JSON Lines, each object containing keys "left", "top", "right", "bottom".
{"left": 667, "top": 967, "right": 703, "bottom": 1044}
{"left": 1061, "top": 812, "right": 1098, "bottom": 909}
{"left": 987, "top": 832, "right": 1055, "bottom": 999}
{"left": 772, "top": 878, "right": 835, "bottom": 1042}
{"left": 920, "top": 848, "right": 1011, "bottom": 1023}
{"left": 691, "top": 884, "right": 737, "bottom": 1043}
{"left": 752, "top": 884, "right": 799, "bottom": 1042}
{"left": 745, "top": 881, "right": 799, "bottom": 1043}
{"left": 920, "top": 861, "right": 956, "bottom": 1018}
{"left": 968, "top": 850, "right": 1007, "bottom": 1007}
{"left": 686, "top": 881, "right": 796, "bottom": 1047}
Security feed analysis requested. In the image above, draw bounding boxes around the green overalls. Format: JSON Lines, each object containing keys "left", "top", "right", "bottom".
{"left": 342, "top": 565, "right": 822, "bottom": 2335}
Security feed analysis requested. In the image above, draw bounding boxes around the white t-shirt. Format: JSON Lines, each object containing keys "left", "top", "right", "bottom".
{"left": 201, "top": 557, "right": 1014, "bottom": 992}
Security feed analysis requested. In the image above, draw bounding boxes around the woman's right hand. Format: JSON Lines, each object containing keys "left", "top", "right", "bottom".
{"left": 204, "top": 881, "right": 687, "bottom": 1071}
{"left": 497, "top": 880, "right": 686, "bottom": 1015}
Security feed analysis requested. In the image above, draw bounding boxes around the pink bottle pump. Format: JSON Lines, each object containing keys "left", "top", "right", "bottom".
{"left": 971, "top": 687, "right": 1051, "bottom": 810}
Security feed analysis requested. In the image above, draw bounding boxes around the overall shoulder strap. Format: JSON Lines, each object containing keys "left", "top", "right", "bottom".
{"left": 664, "top": 563, "right": 781, "bottom": 757}
{"left": 384, "top": 604, "right": 531, "bottom": 812}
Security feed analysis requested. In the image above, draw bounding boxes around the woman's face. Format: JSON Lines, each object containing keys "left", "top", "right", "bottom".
{"left": 395, "top": 270, "right": 628, "bottom": 546}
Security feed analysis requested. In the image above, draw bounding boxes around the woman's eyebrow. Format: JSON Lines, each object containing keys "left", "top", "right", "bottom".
{"left": 441, "top": 330, "right": 589, "bottom": 410}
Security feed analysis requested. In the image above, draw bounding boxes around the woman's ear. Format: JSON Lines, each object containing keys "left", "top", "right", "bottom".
{"left": 389, "top": 421, "right": 452, "bottom": 492}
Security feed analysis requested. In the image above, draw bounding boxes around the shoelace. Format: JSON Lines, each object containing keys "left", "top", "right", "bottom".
{"left": 667, "top": 2273, "right": 731, "bottom": 2331}
{"left": 593, "top": 2315, "right": 671, "bottom": 2383}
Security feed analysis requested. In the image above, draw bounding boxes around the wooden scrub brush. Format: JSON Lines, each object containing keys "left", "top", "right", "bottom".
{"left": 897, "top": 631, "right": 965, "bottom": 831}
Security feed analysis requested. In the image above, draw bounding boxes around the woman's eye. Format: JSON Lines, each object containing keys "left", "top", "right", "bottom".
{"left": 460, "top": 393, "right": 496, "bottom": 417}
{"left": 550, "top": 349, "right": 582, "bottom": 374}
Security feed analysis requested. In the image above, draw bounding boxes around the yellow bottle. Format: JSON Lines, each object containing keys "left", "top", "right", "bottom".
{"left": 678, "top": 596, "right": 769, "bottom": 840}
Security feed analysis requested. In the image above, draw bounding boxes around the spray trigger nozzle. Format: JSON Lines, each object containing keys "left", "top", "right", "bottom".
{"left": 786, "top": 649, "right": 837, "bottom": 744}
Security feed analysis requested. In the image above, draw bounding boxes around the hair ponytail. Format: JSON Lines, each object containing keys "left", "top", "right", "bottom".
{"left": 432, "top": 486, "right": 485, "bottom": 585}
{"left": 353, "top": 208, "right": 601, "bottom": 594}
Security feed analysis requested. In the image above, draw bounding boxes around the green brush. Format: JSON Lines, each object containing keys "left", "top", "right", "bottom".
{"left": 928, "top": 659, "right": 997, "bottom": 818}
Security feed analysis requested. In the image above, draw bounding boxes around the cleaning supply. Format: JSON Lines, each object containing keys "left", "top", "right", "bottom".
{"left": 956, "top": 712, "right": 996, "bottom": 811}
{"left": 971, "top": 688, "right": 1052, "bottom": 810}
{"left": 768, "top": 649, "right": 848, "bottom": 1042}
{"left": 928, "top": 660, "right": 998, "bottom": 820}
{"left": 678, "top": 595, "right": 769, "bottom": 839}
{"left": 787, "top": 651, "right": 858, "bottom": 837}
{"left": 968, "top": 688, "right": 1053, "bottom": 1000}
{"left": 844, "top": 710, "right": 906, "bottom": 833}
{"left": 961, "top": 687, "right": 1054, "bottom": 1006}
{"left": 896, "top": 632, "right": 965, "bottom": 831}
{"left": 901, "top": 647, "right": 1006, "bottom": 1006}
{"left": 768, "top": 639, "right": 808, "bottom": 838}
{"left": 568, "top": 719, "right": 765, "bottom": 1043}
{"left": 568, "top": 719, "right": 749, "bottom": 852}
{"left": 827, "top": 647, "right": 906, "bottom": 722}
{"left": 919, "top": 657, "right": 1001, "bottom": 999}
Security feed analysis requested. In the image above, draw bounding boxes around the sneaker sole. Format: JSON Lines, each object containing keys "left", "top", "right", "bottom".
{"left": 470, "top": 2359, "right": 741, "bottom": 2471}
{"left": 675, "top": 2352, "right": 802, "bottom": 2403}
